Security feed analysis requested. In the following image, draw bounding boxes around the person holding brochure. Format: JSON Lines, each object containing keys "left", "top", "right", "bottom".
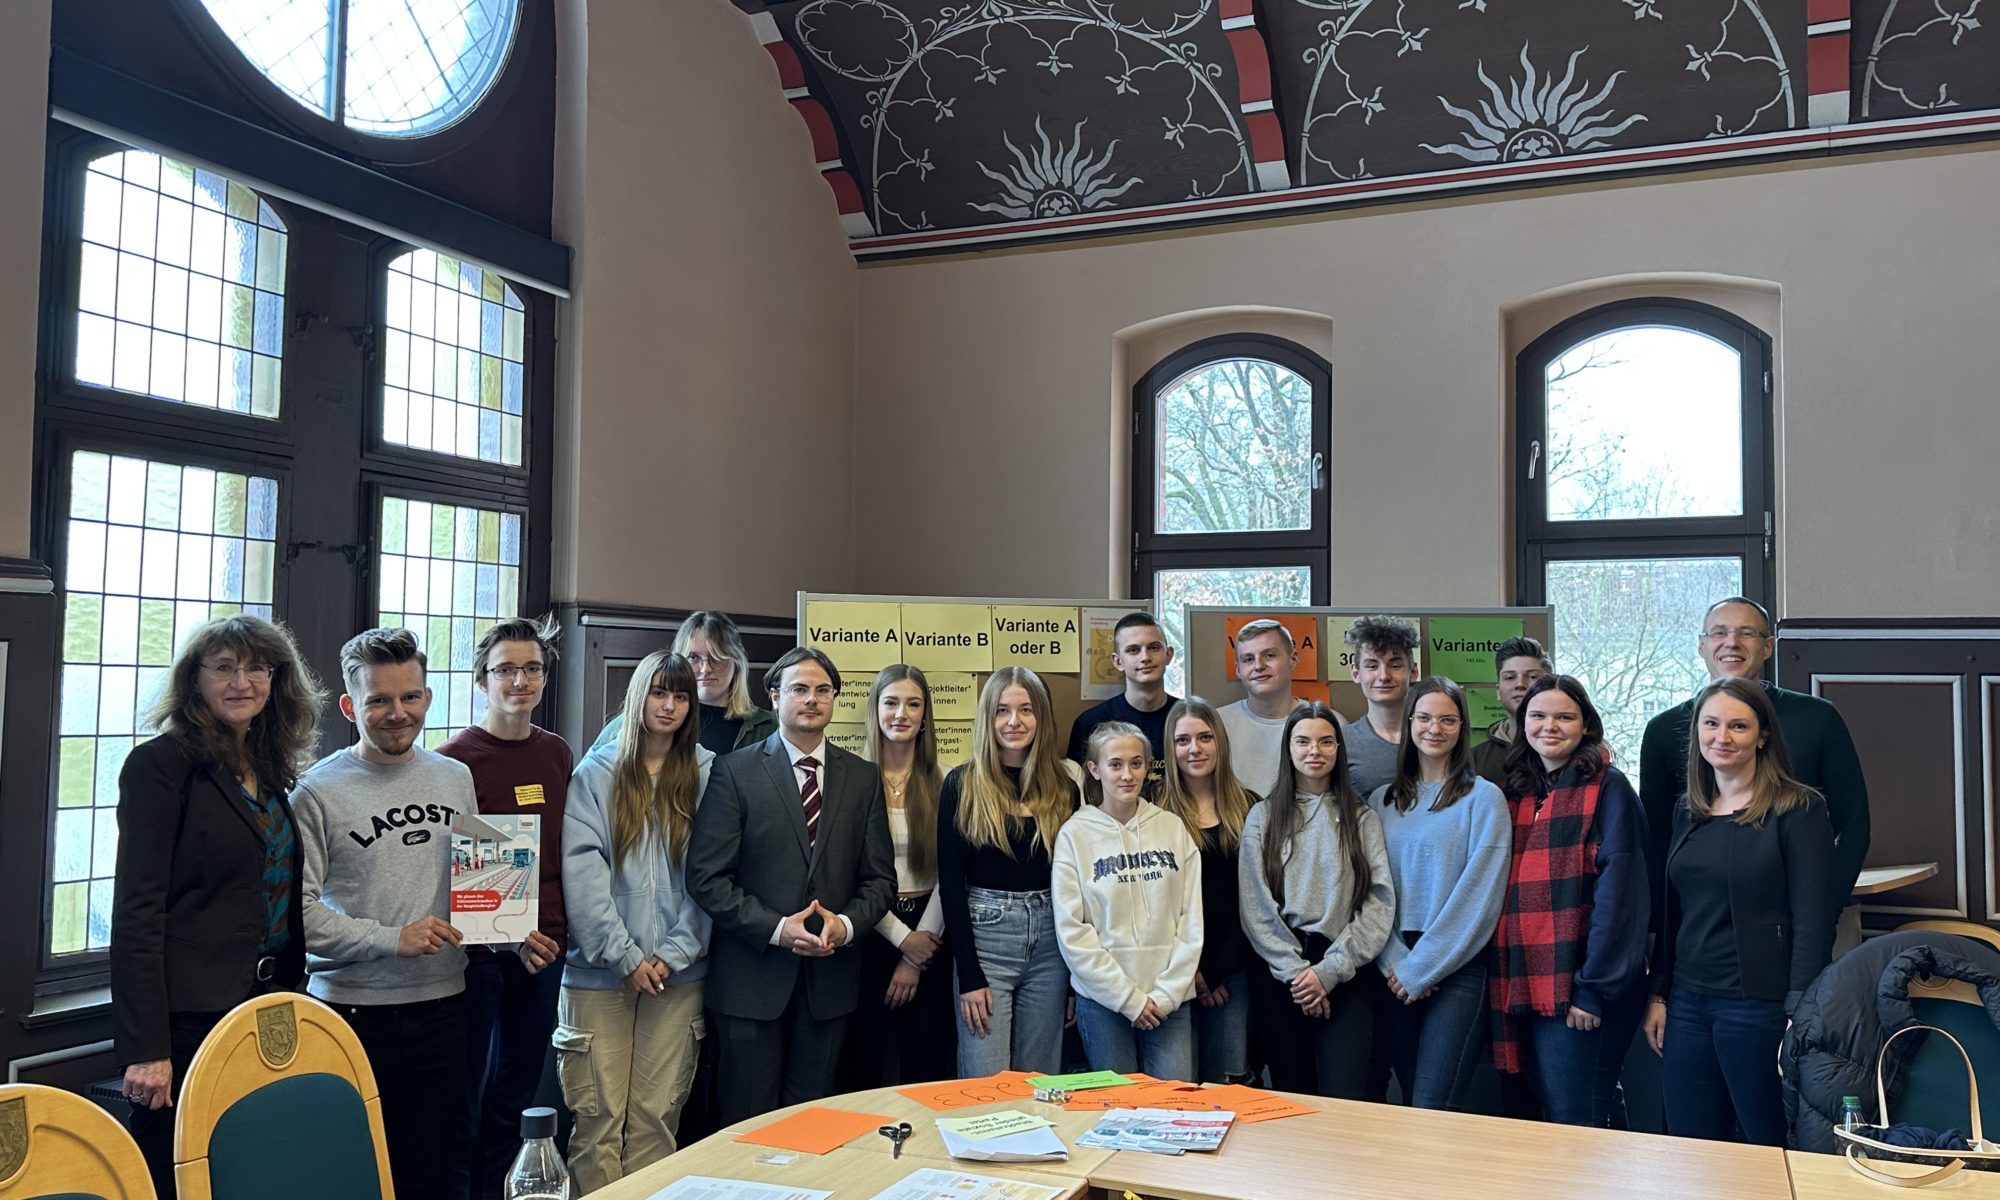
{"left": 292, "top": 628, "right": 475, "bottom": 1200}
{"left": 1157, "top": 697, "right": 1258, "bottom": 1083}
{"left": 938, "top": 667, "right": 1082, "bottom": 1075}
{"left": 1489, "top": 674, "right": 1650, "bottom": 1128}
{"left": 1339, "top": 615, "right": 1421, "bottom": 798}
{"left": 1053, "top": 723, "right": 1205, "bottom": 1079}
{"left": 439, "top": 615, "right": 576, "bottom": 1197}
{"left": 1065, "top": 612, "right": 1179, "bottom": 796}
{"left": 591, "top": 611, "right": 779, "bottom": 757}
{"left": 111, "top": 614, "right": 324, "bottom": 1198}
{"left": 1366, "top": 677, "right": 1511, "bottom": 1111}
{"left": 1216, "top": 619, "right": 1303, "bottom": 795}
{"left": 839, "top": 664, "right": 956, "bottom": 1088}
{"left": 558, "top": 651, "right": 715, "bottom": 1192}
{"left": 1238, "top": 702, "right": 1395, "bottom": 1099}
{"left": 686, "top": 647, "right": 897, "bottom": 1122}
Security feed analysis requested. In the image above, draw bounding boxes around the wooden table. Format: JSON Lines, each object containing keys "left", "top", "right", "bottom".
{"left": 1855, "top": 863, "right": 1940, "bottom": 895}
{"left": 592, "top": 1083, "right": 1801, "bottom": 1200}
{"left": 1788, "top": 1148, "right": 2000, "bottom": 1196}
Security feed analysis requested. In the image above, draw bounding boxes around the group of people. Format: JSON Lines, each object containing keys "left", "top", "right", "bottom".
{"left": 107, "top": 597, "right": 1868, "bottom": 1198}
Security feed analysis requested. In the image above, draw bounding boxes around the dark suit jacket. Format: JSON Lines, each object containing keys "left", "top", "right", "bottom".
{"left": 1649, "top": 795, "right": 1836, "bottom": 1013}
{"left": 687, "top": 732, "right": 895, "bottom": 1021}
{"left": 110, "top": 735, "right": 306, "bottom": 1066}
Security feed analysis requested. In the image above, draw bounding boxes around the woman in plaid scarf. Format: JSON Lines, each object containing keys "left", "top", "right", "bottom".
{"left": 1488, "top": 675, "right": 1650, "bottom": 1126}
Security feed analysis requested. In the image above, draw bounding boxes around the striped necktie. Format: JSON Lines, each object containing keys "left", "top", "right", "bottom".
{"left": 798, "top": 755, "right": 821, "bottom": 846}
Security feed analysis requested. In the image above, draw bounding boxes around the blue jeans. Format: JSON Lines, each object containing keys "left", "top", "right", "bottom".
{"left": 955, "top": 888, "right": 1068, "bottom": 1076}
{"left": 1662, "top": 986, "right": 1789, "bottom": 1145}
{"left": 1516, "top": 1013, "right": 1602, "bottom": 1127}
{"left": 1073, "top": 994, "right": 1194, "bottom": 1079}
{"left": 462, "top": 949, "right": 562, "bottom": 1198}
{"left": 1192, "top": 969, "right": 1251, "bottom": 1082}
{"left": 1378, "top": 958, "right": 1487, "bottom": 1111}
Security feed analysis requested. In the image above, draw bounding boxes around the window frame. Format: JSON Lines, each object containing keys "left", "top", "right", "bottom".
{"left": 1130, "top": 333, "right": 1333, "bottom": 606}
{"left": 1513, "top": 296, "right": 1776, "bottom": 617}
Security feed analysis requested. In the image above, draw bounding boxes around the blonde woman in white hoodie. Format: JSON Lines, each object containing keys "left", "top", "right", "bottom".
{"left": 1052, "top": 723, "right": 1205, "bottom": 1079}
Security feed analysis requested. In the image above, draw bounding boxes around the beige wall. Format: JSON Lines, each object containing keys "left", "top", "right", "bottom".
{"left": 853, "top": 147, "right": 2000, "bottom": 619}
{"left": 0, "top": 1, "right": 51, "bottom": 559}
{"left": 554, "top": 0, "right": 857, "bottom": 615}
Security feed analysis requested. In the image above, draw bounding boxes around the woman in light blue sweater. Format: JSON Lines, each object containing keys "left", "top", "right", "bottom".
{"left": 1367, "top": 677, "right": 1511, "bottom": 1111}
{"left": 559, "top": 651, "right": 715, "bottom": 1193}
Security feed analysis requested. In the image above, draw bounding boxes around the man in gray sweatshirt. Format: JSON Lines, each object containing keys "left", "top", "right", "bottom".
{"left": 293, "top": 628, "right": 474, "bottom": 1200}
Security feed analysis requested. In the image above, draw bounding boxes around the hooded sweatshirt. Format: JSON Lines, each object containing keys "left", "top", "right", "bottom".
{"left": 561, "top": 740, "right": 716, "bottom": 990}
{"left": 1051, "top": 800, "right": 1204, "bottom": 1021}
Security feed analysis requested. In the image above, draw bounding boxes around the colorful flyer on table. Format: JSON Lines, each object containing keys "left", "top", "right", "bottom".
{"left": 450, "top": 813, "right": 540, "bottom": 945}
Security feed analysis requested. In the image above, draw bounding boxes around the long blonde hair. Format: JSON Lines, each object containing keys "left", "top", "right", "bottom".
{"left": 1685, "top": 676, "right": 1819, "bottom": 827}
{"left": 1158, "top": 696, "right": 1256, "bottom": 852}
{"left": 672, "top": 610, "right": 756, "bottom": 720}
{"left": 954, "top": 667, "right": 1075, "bottom": 857}
{"left": 865, "top": 664, "right": 942, "bottom": 880}
{"left": 610, "top": 651, "right": 703, "bottom": 866}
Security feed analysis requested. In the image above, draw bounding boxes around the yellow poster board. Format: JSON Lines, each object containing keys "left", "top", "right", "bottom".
{"left": 900, "top": 603, "right": 995, "bottom": 672}
{"left": 804, "top": 600, "right": 903, "bottom": 673}
{"left": 927, "top": 672, "right": 978, "bottom": 720}
{"left": 826, "top": 724, "right": 869, "bottom": 756}
{"left": 990, "top": 606, "right": 1082, "bottom": 671}
{"left": 934, "top": 720, "right": 975, "bottom": 767}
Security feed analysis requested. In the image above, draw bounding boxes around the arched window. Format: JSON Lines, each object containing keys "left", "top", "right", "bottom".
{"left": 1133, "top": 335, "right": 1331, "bottom": 692}
{"left": 1515, "top": 299, "right": 1774, "bottom": 758}
{"left": 190, "top": 0, "right": 521, "bottom": 138}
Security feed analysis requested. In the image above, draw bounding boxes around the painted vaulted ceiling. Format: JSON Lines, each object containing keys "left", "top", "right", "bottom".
{"left": 729, "top": 0, "right": 2000, "bottom": 254}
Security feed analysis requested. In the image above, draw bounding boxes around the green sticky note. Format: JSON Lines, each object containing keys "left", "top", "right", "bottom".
{"left": 1425, "top": 617, "right": 1525, "bottom": 684}
{"left": 937, "top": 1110, "right": 1053, "bottom": 1140}
{"left": 1026, "top": 1070, "right": 1132, "bottom": 1091}
{"left": 1465, "top": 686, "right": 1511, "bottom": 746}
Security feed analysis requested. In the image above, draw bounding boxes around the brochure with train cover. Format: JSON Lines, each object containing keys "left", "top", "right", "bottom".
{"left": 450, "top": 813, "right": 541, "bottom": 945}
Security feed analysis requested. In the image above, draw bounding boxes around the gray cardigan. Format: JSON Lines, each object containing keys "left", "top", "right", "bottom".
{"left": 1238, "top": 792, "right": 1395, "bottom": 990}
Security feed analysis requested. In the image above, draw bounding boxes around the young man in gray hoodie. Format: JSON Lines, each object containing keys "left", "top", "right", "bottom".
{"left": 293, "top": 627, "right": 475, "bottom": 1200}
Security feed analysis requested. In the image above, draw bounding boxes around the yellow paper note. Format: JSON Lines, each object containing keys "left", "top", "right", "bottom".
{"left": 834, "top": 686, "right": 873, "bottom": 724}
{"left": 926, "top": 672, "right": 977, "bottom": 719}
{"left": 826, "top": 723, "right": 869, "bottom": 756}
{"left": 936, "top": 1110, "right": 1053, "bottom": 1141}
{"left": 990, "top": 606, "right": 1081, "bottom": 671}
{"left": 805, "top": 600, "right": 903, "bottom": 672}
{"left": 934, "top": 720, "right": 974, "bottom": 768}
{"left": 900, "top": 603, "right": 994, "bottom": 672}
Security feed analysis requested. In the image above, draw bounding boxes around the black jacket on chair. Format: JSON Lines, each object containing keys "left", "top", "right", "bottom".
{"left": 110, "top": 734, "right": 306, "bottom": 1066}
{"left": 686, "top": 732, "right": 896, "bottom": 1022}
{"left": 1650, "top": 794, "right": 1836, "bottom": 1014}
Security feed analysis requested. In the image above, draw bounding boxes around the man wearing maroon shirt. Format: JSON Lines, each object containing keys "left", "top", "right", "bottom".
{"left": 439, "top": 615, "right": 575, "bottom": 1198}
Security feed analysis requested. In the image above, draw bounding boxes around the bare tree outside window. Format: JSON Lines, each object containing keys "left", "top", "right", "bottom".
{"left": 1156, "top": 358, "right": 1313, "bottom": 534}
{"left": 1155, "top": 565, "right": 1311, "bottom": 696}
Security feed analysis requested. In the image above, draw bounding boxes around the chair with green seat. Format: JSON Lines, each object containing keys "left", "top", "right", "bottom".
{"left": 0, "top": 1082, "right": 156, "bottom": 1200}
{"left": 172, "top": 993, "right": 394, "bottom": 1200}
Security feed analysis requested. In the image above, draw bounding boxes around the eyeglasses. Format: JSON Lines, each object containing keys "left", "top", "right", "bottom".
{"left": 488, "top": 664, "right": 546, "bottom": 681}
{"left": 781, "top": 683, "right": 837, "bottom": 700}
{"left": 686, "top": 653, "right": 730, "bottom": 671}
{"left": 1410, "top": 713, "right": 1462, "bottom": 729}
{"left": 1701, "top": 626, "right": 1770, "bottom": 642}
{"left": 203, "top": 661, "right": 274, "bottom": 682}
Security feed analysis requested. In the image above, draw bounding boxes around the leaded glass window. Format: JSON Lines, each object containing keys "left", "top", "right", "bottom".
{"left": 376, "top": 494, "right": 522, "bottom": 745}
{"left": 76, "top": 150, "right": 287, "bottom": 417}
{"left": 53, "top": 449, "right": 279, "bottom": 956}
{"left": 382, "top": 249, "right": 525, "bottom": 466}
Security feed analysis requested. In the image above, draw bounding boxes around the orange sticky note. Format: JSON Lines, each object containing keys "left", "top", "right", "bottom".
{"left": 897, "top": 1070, "right": 1041, "bottom": 1111}
{"left": 734, "top": 1106, "right": 895, "bottom": 1155}
{"left": 1224, "top": 613, "right": 1322, "bottom": 681}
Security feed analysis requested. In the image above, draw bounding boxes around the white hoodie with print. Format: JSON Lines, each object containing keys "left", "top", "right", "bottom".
{"left": 1051, "top": 800, "right": 1204, "bottom": 1022}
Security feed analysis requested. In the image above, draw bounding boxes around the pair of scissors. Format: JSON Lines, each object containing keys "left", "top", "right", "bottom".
{"left": 878, "top": 1121, "right": 913, "bottom": 1158}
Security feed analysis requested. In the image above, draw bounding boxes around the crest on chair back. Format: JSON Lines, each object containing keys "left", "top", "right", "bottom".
{"left": 0, "top": 1095, "right": 25, "bottom": 1184}
{"left": 256, "top": 1002, "right": 299, "bottom": 1069}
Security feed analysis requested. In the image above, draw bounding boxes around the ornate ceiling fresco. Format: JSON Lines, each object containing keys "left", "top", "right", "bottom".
{"left": 729, "top": 0, "right": 1998, "bottom": 251}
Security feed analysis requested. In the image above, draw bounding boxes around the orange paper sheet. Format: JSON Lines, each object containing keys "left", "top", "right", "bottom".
{"left": 897, "top": 1070, "right": 1042, "bottom": 1111}
{"left": 734, "top": 1106, "right": 896, "bottom": 1155}
{"left": 1063, "top": 1078, "right": 1318, "bottom": 1123}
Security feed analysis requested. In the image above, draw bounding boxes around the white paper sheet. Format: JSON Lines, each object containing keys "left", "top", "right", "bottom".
{"left": 864, "top": 1166, "right": 1068, "bottom": 1200}
{"left": 645, "top": 1175, "right": 833, "bottom": 1200}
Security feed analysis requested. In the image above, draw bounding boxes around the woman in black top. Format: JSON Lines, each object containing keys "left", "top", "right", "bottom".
{"left": 1644, "top": 676, "right": 1835, "bottom": 1145}
{"left": 1158, "top": 697, "right": 1258, "bottom": 1082}
{"left": 937, "top": 667, "right": 1080, "bottom": 1075}
{"left": 110, "top": 614, "right": 325, "bottom": 1194}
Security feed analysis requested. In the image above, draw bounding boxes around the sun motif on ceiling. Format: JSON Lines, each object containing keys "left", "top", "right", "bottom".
{"left": 969, "top": 117, "right": 1143, "bottom": 220}
{"left": 1421, "top": 45, "right": 1648, "bottom": 163}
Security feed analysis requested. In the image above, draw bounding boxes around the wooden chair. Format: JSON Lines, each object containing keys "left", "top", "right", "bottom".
{"left": 1895, "top": 918, "right": 2000, "bottom": 953}
{"left": 1892, "top": 920, "right": 2000, "bottom": 1135}
{"left": 172, "top": 993, "right": 394, "bottom": 1200}
{"left": 0, "top": 1082, "right": 156, "bottom": 1200}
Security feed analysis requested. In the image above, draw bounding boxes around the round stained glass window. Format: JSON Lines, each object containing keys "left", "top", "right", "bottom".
{"left": 193, "top": 0, "right": 521, "bottom": 139}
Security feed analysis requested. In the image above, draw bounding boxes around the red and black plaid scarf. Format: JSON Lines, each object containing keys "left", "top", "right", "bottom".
{"left": 1489, "top": 767, "right": 1603, "bottom": 1073}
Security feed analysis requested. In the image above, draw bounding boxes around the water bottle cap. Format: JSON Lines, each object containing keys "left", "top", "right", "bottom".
{"left": 520, "top": 1106, "right": 558, "bottom": 1139}
{"left": 1843, "top": 1095, "right": 1862, "bottom": 1106}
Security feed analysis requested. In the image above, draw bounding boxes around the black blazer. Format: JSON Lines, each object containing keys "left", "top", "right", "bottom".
{"left": 1650, "top": 794, "right": 1836, "bottom": 1012}
{"left": 686, "top": 732, "right": 896, "bottom": 1022}
{"left": 110, "top": 735, "right": 306, "bottom": 1065}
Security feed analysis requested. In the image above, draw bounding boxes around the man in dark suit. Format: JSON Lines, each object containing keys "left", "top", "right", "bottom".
{"left": 687, "top": 646, "right": 896, "bottom": 1122}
